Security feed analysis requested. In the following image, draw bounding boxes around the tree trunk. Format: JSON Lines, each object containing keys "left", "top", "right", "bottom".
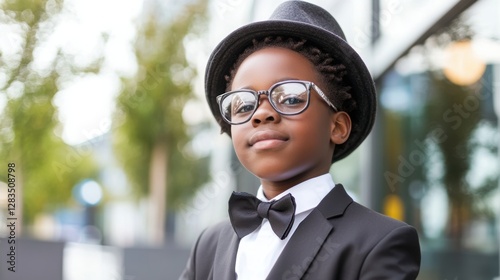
{"left": 148, "top": 140, "right": 168, "bottom": 245}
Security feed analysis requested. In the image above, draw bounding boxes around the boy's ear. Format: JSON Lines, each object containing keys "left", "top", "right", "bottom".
{"left": 330, "top": 111, "right": 351, "bottom": 145}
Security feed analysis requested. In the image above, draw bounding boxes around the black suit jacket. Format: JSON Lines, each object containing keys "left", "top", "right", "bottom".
{"left": 179, "top": 184, "right": 421, "bottom": 279}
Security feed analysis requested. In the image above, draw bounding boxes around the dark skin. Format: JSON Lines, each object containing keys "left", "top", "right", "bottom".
{"left": 230, "top": 47, "right": 352, "bottom": 199}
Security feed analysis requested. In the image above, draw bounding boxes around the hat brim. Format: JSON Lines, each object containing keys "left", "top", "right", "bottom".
{"left": 205, "top": 19, "right": 376, "bottom": 162}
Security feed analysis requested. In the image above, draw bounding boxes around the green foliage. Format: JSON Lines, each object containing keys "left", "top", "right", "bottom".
{"left": 113, "top": 0, "right": 209, "bottom": 206}
{"left": 2, "top": 0, "right": 47, "bottom": 15}
{"left": 0, "top": 0, "right": 98, "bottom": 224}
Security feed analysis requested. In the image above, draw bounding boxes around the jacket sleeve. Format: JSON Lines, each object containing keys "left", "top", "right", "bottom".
{"left": 359, "top": 225, "right": 421, "bottom": 280}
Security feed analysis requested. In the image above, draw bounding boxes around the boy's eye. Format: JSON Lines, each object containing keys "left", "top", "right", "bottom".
{"left": 233, "top": 102, "right": 255, "bottom": 115}
{"left": 230, "top": 93, "right": 256, "bottom": 115}
{"left": 280, "top": 96, "right": 305, "bottom": 105}
{"left": 277, "top": 93, "right": 307, "bottom": 106}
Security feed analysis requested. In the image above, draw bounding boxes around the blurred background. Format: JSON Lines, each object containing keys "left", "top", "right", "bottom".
{"left": 0, "top": 0, "right": 498, "bottom": 279}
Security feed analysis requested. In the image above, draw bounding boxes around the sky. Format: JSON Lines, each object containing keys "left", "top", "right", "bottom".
{"left": 51, "top": 0, "right": 143, "bottom": 145}
{"left": 0, "top": 0, "right": 143, "bottom": 145}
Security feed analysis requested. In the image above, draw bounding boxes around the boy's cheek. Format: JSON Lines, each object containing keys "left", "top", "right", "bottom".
{"left": 230, "top": 128, "right": 241, "bottom": 144}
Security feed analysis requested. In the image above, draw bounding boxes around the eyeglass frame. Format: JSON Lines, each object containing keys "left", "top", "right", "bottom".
{"left": 216, "top": 80, "right": 338, "bottom": 125}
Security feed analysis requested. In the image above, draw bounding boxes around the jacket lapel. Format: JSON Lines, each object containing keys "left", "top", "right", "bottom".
{"left": 266, "top": 184, "right": 353, "bottom": 279}
{"left": 315, "top": 184, "right": 353, "bottom": 219}
{"left": 213, "top": 223, "right": 239, "bottom": 280}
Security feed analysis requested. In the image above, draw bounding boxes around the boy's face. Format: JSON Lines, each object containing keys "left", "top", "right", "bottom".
{"left": 229, "top": 47, "right": 350, "bottom": 194}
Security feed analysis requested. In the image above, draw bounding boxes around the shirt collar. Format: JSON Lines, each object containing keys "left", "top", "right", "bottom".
{"left": 256, "top": 174, "right": 335, "bottom": 215}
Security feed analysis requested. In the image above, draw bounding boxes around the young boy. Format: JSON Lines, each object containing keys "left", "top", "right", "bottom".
{"left": 180, "top": 1, "right": 421, "bottom": 279}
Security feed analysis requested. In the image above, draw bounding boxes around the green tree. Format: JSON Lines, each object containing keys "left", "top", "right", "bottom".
{"left": 113, "top": 0, "right": 209, "bottom": 244}
{"left": 0, "top": 0, "right": 99, "bottom": 229}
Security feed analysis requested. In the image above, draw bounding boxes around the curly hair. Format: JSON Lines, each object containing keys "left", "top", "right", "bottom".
{"left": 222, "top": 35, "right": 359, "bottom": 137}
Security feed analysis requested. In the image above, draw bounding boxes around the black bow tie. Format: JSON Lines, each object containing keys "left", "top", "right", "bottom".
{"left": 228, "top": 192, "right": 296, "bottom": 240}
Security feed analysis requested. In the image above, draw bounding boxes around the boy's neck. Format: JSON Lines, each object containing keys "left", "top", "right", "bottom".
{"left": 262, "top": 186, "right": 287, "bottom": 200}
{"left": 260, "top": 171, "right": 331, "bottom": 199}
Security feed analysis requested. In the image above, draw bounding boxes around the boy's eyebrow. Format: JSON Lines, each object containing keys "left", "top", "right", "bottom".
{"left": 236, "top": 77, "right": 300, "bottom": 90}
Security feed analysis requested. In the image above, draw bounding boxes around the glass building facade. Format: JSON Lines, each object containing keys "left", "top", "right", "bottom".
{"left": 370, "top": 0, "right": 499, "bottom": 278}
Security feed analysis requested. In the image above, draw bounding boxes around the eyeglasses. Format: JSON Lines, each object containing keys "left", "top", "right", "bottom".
{"left": 216, "top": 80, "right": 338, "bottom": 125}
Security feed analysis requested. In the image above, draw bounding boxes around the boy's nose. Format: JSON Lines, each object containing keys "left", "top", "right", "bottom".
{"left": 251, "top": 95, "right": 280, "bottom": 126}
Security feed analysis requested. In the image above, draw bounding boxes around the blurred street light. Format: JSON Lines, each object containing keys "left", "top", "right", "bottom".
{"left": 74, "top": 179, "right": 103, "bottom": 206}
{"left": 443, "top": 40, "right": 486, "bottom": 86}
{"left": 73, "top": 179, "right": 103, "bottom": 243}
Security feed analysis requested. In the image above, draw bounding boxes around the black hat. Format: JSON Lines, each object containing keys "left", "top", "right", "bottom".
{"left": 205, "top": 0, "right": 376, "bottom": 162}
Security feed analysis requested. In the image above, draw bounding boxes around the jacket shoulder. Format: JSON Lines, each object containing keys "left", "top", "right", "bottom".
{"left": 192, "top": 220, "right": 234, "bottom": 263}
{"left": 197, "top": 220, "right": 234, "bottom": 250}
{"left": 346, "top": 201, "right": 412, "bottom": 232}
{"left": 179, "top": 220, "right": 235, "bottom": 280}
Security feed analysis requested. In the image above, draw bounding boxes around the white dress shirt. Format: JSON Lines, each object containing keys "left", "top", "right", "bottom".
{"left": 234, "top": 174, "right": 335, "bottom": 280}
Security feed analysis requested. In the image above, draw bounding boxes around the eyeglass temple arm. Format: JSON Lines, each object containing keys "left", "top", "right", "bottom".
{"left": 312, "top": 84, "right": 338, "bottom": 112}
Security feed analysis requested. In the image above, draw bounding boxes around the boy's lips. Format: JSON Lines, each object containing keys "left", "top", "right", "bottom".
{"left": 248, "top": 130, "right": 289, "bottom": 149}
